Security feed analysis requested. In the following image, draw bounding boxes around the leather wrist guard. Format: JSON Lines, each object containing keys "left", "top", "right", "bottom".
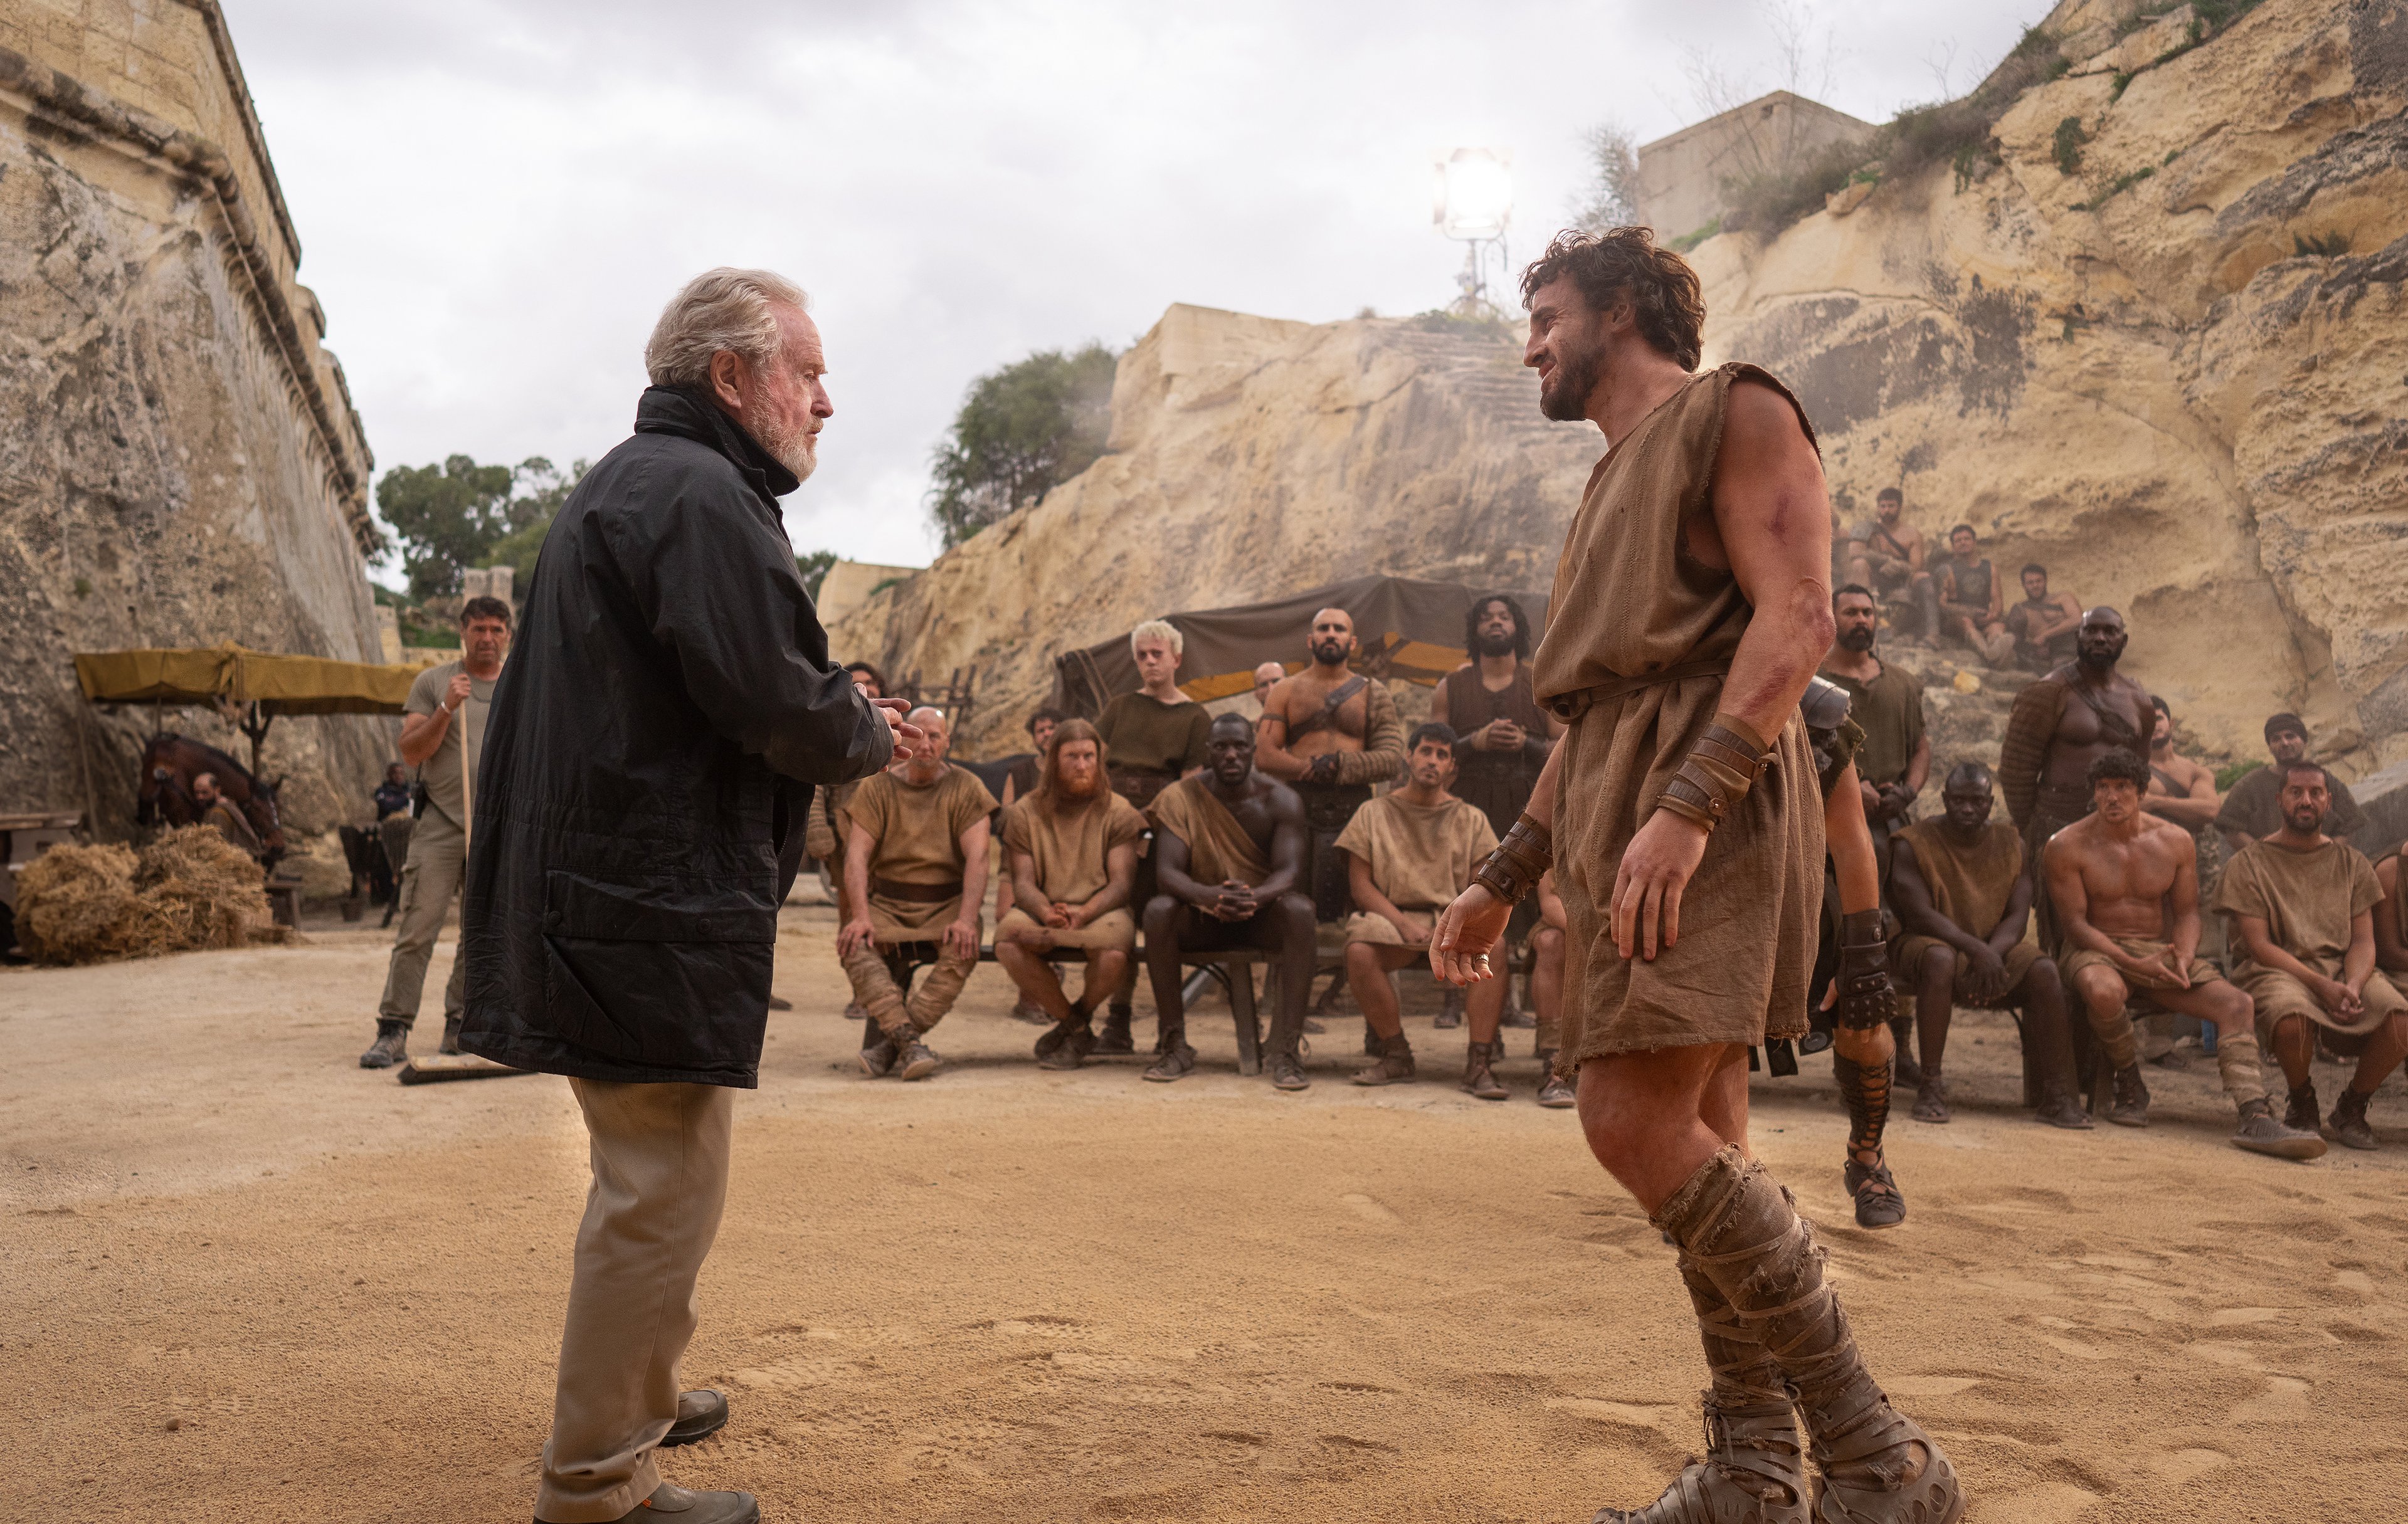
{"left": 1471, "top": 812, "right": 1554, "bottom": 905}
{"left": 1654, "top": 713, "right": 1773, "bottom": 832}
{"left": 1835, "top": 907, "right": 1896, "bottom": 1030}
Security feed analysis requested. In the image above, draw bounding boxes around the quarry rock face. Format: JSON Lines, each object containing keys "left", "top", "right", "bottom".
{"left": 0, "top": 2, "right": 387, "bottom": 835}
{"left": 848, "top": 0, "right": 2404, "bottom": 780}
{"left": 829, "top": 304, "right": 1602, "bottom": 755}
{"left": 1694, "top": 0, "right": 2408, "bottom": 768}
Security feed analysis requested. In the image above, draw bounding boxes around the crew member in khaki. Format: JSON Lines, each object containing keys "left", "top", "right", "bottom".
{"left": 840, "top": 707, "right": 996, "bottom": 1081}
{"left": 2216, "top": 760, "right": 2408, "bottom": 1151}
{"left": 1431, "top": 228, "right": 1960, "bottom": 1523}
{"left": 361, "top": 594, "right": 512, "bottom": 1069}
{"left": 995, "top": 718, "right": 1147, "bottom": 1070}
{"left": 2046, "top": 749, "right": 2324, "bottom": 1157}
{"left": 1339, "top": 724, "right": 1505, "bottom": 1096}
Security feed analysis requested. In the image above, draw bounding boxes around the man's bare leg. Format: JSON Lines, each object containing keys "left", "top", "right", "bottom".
{"left": 1265, "top": 893, "right": 1319, "bottom": 1091}
{"left": 1459, "top": 967, "right": 1513, "bottom": 1099}
{"left": 1830, "top": 1015, "right": 1903, "bottom": 1228}
{"left": 1584, "top": 1043, "right": 1961, "bottom": 1524}
{"left": 1139, "top": 896, "right": 1199, "bottom": 1081}
{"left": 1910, "top": 943, "right": 1955, "bottom": 1123}
{"left": 1349, "top": 943, "right": 1420, "bottom": 1085}
{"left": 995, "top": 938, "right": 1075, "bottom": 1022}
{"left": 2132, "top": 977, "right": 2320, "bottom": 1159}
{"left": 2313, "top": 1012, "right": 2408, "bottom": 1148}
{"left": 2015, "top": 958, "right": 2091, "bottom": 1128}
{"left": 2069, "top": 965, "right": 2150, "bottom": 1126}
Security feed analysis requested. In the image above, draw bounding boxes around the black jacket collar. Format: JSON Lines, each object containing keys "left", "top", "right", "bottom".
{"left": 633, "top": 386, "right": 801, "bottom": 504}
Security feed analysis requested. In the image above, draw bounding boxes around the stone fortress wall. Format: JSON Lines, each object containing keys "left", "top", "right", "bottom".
{"left": 837, "top": 0, "right": 2408, "bottom": 789}
{"left": 0, "top": 0, "right": 388, "bottom": 836}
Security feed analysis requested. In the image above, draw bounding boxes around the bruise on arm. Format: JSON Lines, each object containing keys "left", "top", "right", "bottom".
{"left": 1697, "top": 378, "right": 1835, "bottom": 742}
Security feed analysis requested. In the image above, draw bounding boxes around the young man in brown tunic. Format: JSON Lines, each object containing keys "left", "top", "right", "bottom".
{"left": 1257, "top": 606, "right": 1407, "bottom": 920}
{"left": 995, "top": 718, "right": 1147, "bottom": 1069}
{"left": 1141, "top": 713, "right": 1315, "bottom": 1086}
{"left": 1819, "top": 585, "right": 1929, "bottom": 866}
{"left": 1998, "top": 606, "right": 2153, "bottom": 955}
{"left": 1430, "top": 227, "right": 1962, "bottom": 1524}
{"left": 1096, "top": 619, "right": 1210, "bottom": 808}
{"left": 838, "top": 707, "right": 997, "bottom": 1081}
{"left": 1338, "top": 724, "right": 1507, "bottom": 1095}
{"left": 1889, "top": 762, "right": 2088, "bottom": 1130}
{"left": 2216, "top": 761, "right": 2407, "bottom": 1150}
{"left": 2215, "top": 713, "right": 2366, "bottom": 855}
{"left": 2044, "top": 749, "right": 2322, "bottom": 1155}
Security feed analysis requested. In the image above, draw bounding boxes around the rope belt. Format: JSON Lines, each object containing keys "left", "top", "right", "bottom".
{"left": 1545, "top": 657, "right": 1733, "bottom": 723}
{"left": 872, "top": 876, "right": 964, "bottom": 903}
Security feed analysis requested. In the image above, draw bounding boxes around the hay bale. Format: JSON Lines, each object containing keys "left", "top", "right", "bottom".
{"left": 15, "top": 843, "right": 143, "bottom": 964}
{"left": 14, "top": 828, "right": 274, "bottom": 965}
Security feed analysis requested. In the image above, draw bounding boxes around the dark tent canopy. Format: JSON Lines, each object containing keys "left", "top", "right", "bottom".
{"left": 1050, "top": 574, "right": 1551, "bottom": 720}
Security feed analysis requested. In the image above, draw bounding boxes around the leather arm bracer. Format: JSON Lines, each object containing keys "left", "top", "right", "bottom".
{"left": 1835, "top": 908, "right": 1897, "bottom": 1031}
{"left": 1471, "top": 813, "right": 1553, "bottom": 905}
{"left": 1654, "top": 714, "right": 1773, "bottom": 833}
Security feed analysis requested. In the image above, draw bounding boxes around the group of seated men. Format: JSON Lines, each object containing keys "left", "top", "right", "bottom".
{"left": 1840, "top": 486, "right": 2083, "bottom": 671}
{"left": 818, "top": 600, "right": 1575, "bottom": 1102}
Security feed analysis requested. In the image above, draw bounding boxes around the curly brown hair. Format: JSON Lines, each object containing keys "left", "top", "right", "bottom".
{"left": 1518, "top": 227, "right": 1706, "bottom": 372}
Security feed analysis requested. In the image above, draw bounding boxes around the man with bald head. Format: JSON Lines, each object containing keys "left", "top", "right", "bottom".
{"left": 1250, "top": 661, "right": 1289, "bottom": 717}
{"left": 1998, "top": 606, "right": 2154, "bottom": 954}
{"left": 839, "top": 705, "right": 997, "bottom": 1081}
{"left": 1256, "top": 606, "right": 1407, "bottom": 920}
{"left": 1888, "top": 760, "right": 2088, "bottom": 1128}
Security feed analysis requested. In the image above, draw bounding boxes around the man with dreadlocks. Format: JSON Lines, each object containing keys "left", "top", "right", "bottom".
{"left": 1432, "top": 226, "right": 1962, "bottom": 1523}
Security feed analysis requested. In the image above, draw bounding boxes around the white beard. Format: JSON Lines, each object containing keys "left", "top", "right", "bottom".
{"left": 747, "top": 409, "right": 818, "bottom": 483}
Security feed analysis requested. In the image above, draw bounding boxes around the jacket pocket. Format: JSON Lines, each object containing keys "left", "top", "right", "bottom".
{"left": 538, "top": 871, "right": 776, "bottom": 1071}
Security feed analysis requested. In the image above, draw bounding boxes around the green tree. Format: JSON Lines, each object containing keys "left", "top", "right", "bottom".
{"left": 796, "top": 549, "right": 837, "bottom": 601}
{"left": 1570, "top": 121, "right": 1642, "bottom": 232}
{"left": 926, "top": 343, "right": 1117, "bottom": 548}
{"left": 478, "top": 457, "right": 589, "bottom": 589}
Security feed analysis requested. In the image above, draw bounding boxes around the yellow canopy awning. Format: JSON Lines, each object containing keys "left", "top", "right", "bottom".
{"left": 74, "top": 645, "right": 433, "bottom": 716}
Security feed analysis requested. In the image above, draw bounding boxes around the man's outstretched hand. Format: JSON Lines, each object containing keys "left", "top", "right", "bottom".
{"left": 1431, "top": 883, "right": 1510, "bottom": 987}
{"left": 874, "top": 697, "right": 924, "bottom": 760}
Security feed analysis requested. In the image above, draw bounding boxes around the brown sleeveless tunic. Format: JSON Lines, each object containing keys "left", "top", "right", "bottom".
{"left": 1440, "top": 662, "right": 1549, "bottom": 836}
{"left": 1530, "top": 362, "right": 1824, "bottom": 1060}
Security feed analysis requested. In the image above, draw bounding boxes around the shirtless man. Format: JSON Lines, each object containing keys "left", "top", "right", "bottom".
{"left": 1935, "top": 525, "right": 2014, "bottom": 666}
{"left": 2218, "top": 762, "right": 2407, "bottom": 1151}
{"left": 2143, "top": 698, "right": 2221, "bottom": 832}
{"left": 1141, "top": 714, "right": 1316, "bottom": 1088}
{"left": 1999, "top": 606, "right": 2153, "bottom": 953}
{"left": 1250, "top": 661, "right": 1288, "bottom": 718}
{"left": 1844, "top": 486, "right": 1936, "bottom": 638}
{"left": 1889, "top": 762, "right": 2088, "bottom": 1130}
{"left": 2004, "top": 564, "right": 2082, "bottom": 673}
{"left": 2044, "top": 749, "right": 2323, "bottom": 1156}
{"left": 1255, "top": 607, "right": 1407, "bottom": 920}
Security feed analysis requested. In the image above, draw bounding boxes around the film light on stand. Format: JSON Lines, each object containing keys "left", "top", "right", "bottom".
{"left": 1432, "top": 147, "right": 1513, "bottom": 316}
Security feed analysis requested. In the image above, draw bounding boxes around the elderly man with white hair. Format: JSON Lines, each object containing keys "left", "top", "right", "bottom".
{"left": 837, "top": 704, "right": 997, "bottom": 1079}
{"left": 460, "top": 268, "right": 914, "bottom": 1524}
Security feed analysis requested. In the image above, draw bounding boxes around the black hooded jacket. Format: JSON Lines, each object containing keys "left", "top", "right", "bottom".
{"left": 457, "top": 386, "right": 892, "bottom": 1086}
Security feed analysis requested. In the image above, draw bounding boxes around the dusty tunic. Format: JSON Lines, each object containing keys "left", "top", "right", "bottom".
{"left": 1000, "top": 791, "right": 1147, "bottom": 905}
{"left": 1819, "top": 661, "right": 1923, "bottom": 789}
{"left": 2214, "top": 764, "right": 2365, "bottom": 843}
{"left": 1529, "top": 362, "right": 1824, "bottom": 1059}
{"left": 1440, "top": 663, "right": 1550, "bottom": 836}
{"left": 1097, "top": 692, "right": 1212, "bottom": 805}
{"left": 1334, "top": 792, "right": 1498, "bottom": 946}
{"left": 2214, "top": 838, "right": 2403, "bottom": 1036}
{"left": 840, "top": 766, "right": 998, "bottom": 938}
{"left": 1147, "top": 776, "right": 1269, "bottom": 886}
{"left": 1892, "top": 819, "right": 2039, "bottom": 1000}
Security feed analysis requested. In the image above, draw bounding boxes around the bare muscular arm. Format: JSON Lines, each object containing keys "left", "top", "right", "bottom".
{"left": 2144, "top": 762, "right": 2221, "bottom": 828}
{"left": 1257, "top": 786, "right": 1307, "bottom": 902}
{"left": 1252, "top": 684, "right": 1309, "bottom": 780}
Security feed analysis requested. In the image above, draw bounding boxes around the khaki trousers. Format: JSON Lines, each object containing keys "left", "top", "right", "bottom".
{"left": 378, "top": 807, "right": 467, "bottom": 1026}
{"left": 537, "top": 1078, "right": 734, "bottom": 1522}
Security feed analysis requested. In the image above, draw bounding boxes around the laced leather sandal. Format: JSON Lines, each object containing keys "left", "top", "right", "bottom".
{"left": 2107, "top": 1063, "right": 2150, "bottom": 1127}
{"left": 1351, "top": 1033, "right": 1415, "bottom": 1086}
{"left": 1842, "top": 1156, "right": 1906, "bottom": 1230}
{"left": 1461, "top": 1039, "right": 1508, "bottom": 1101}
{"left": 1092, "top": 1005, "right": 1136, "bottom": 1054}
{"left": 1592, "top": 1394, "right": 1809, "bottom": 1523}
{"left": 2329, "top": 1086, "right": 2379, "bottom": 1150}
{"left": 2283, "top": 1082, "right": 2319, "bottom": 1134}
{"left": 1143, "top": 1034, "right": 1197, "bottom": 1083}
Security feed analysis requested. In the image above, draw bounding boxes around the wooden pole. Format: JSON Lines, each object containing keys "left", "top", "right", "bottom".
{"left": 459, "top": 696, "right": 473, "bottom": 853}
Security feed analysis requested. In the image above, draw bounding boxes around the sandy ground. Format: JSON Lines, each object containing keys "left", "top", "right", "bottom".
{"left": 8, "top": 905, "right": 2408, "bottom": 1522}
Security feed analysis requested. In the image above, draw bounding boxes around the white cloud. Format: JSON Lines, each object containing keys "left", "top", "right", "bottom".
{"left": 218, "top": 0, "right": 2044, "bottom": 579}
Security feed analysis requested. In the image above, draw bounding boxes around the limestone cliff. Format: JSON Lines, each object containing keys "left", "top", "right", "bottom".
{"left": 842, "top": 0, "right": 2405, "bottom": 775}
{"left": 0, "top": 1, "right": 386, "bottom": 835}
{"left": 830, "top": 305, "right": 1601, "bottom": 755}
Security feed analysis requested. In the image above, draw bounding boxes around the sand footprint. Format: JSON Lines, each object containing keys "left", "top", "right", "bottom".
{"left": 2227, "top": 1375, "right": 2310, "bottom": 1424}
{"left": 2148, "top": 1447, "right": 2231, "bottom": 1483}
{"left": 1340, "top": 1193, "right": 1400, "bottom": 1225}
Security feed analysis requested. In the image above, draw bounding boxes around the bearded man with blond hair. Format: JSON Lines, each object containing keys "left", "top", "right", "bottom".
{"left": 462, "top": 269, "right": 913, "bottom": 1524}
{"left": 1430, "top": 228, "right": 1963, "bottom": 1523}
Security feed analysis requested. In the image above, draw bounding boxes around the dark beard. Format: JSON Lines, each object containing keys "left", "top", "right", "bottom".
{"left": 1472, "top": 630, "right": 1519, "bottom": 658}
{"left": 2076, "top": 643, "right": 2123, "bottom": 674}
{"left": 1539, "top": 344, "right": 1600, "bottom": 422}
{"left": 1311, "top": 639, "right": 1350, "bottom": 666}
{"left": 1839, "top": 626, "right": 1876, "bottom": 652}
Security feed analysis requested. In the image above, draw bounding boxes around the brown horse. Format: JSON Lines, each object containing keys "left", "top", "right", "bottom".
{"left": 138, "top": 733, "right": 287, "bottom": 866}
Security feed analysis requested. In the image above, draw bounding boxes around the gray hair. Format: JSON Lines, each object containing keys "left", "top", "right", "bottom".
{"left": 644, "top": 268, "right": 809, "bottom": 389}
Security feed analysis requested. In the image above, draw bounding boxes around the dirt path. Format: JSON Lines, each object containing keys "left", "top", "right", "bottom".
{"left": 7, "top": 907, "right": 2406, "bottom": 1520}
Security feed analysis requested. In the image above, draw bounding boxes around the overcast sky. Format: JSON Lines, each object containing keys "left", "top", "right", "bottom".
{"left": 219, "top": 0, "right": 2042, "bottom": 581}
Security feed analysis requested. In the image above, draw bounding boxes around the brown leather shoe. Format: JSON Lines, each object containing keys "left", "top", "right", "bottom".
{"left": 661, "top": 1388, "right": 728, "bottom": 1446}
{"left": 2330, "top": 1087, "right": 2379, "bottom": 1150}
{"left": 2107, "top": 1063, "right": 2150, "bottom": 1127}
{"left": 1460, "top": 1039, "right": 1508, "bottom": 1101}
{"left": 539, "top": 1483, "right": 759, "bottom": 1523}
{"left": 1351, "top": 1034, "right": 1414, "bottom": 1086}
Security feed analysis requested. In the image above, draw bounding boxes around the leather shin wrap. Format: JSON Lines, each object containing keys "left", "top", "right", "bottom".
{"left": 1835, "top": 908, "right": 1896, "bottom": 1031}
{"left": 1833, "top": 1053, "right": 1893, "bottom": 1160}
{"left": 1591, "top": 1393, "right": 1806, "bottom": 1523}
{"left": 2214, "top": 1029, "right": 2269, "bottom": 1109}
{"left": 1655, "top": 714, "right": 1772, "bottom": 833}
{"left": 1676, "top": 1252, "right": 1788, "bottom": 1406}
{"left": 1471, "top": 813, "right": 1553, "bottom": 905}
